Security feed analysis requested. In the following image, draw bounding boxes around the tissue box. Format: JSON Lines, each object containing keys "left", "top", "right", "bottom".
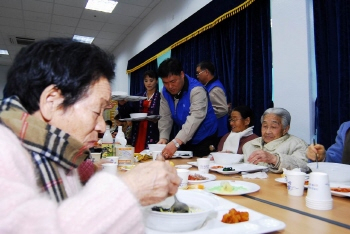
{"left": 116, "top": 145, "right": 134, "bottom": 165}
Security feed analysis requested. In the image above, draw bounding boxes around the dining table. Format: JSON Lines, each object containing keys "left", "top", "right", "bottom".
{"left": 165, "top": 157, "right": 350, "bottom": 234}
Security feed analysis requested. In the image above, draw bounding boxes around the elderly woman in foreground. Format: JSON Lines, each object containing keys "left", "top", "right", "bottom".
{"left": 0, "top": 38, "right": 180, "bottom": 233}
{"left": 243, "top": 107, "right": 309, "bottom": 173}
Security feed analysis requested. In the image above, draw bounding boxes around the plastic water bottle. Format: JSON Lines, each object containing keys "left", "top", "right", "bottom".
{"left": 102, "top": 125, "right": 114, "bottom": 157}
{"left": 115, "top": 126, "right": 127, "bottom": 146}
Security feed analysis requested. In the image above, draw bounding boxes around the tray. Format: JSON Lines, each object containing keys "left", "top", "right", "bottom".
{"left": 112, "top": 94, "right": 147, "bottom": 101}
{"left": 145, "top": 190, "right": 285, "bottom": 233}
{"left": 139, "top": 150, "right": 193, "bottom": 159}
{"left": 187, "top": 162, "right": 268, "bottom": 175}
{"left": 120, "top": 115, "right": 161, "bottom": 122}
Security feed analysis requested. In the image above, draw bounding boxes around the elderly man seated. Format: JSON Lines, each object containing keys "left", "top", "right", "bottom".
{"left": 243, "top": 107, "right": 309, "bottom": 173}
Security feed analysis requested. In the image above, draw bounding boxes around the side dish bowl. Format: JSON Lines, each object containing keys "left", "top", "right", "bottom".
{"left": 130, "top": 113, "right": 147, "bottom": 118}
{"left": 143, "top": 190, "right": 219, "bottom": 232}
{"left": 148, "top": 144, "right": 166, "bottom": 152}
{"left": 307, "top": 162, "right": 350, "bottom": 183}
{"left": 210, "top": 152, "right": 243, "bottom": 165}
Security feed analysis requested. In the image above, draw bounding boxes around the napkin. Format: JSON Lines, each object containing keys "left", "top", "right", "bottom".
{"left": 241, "top": 171, "right": 268, "bottom": 179}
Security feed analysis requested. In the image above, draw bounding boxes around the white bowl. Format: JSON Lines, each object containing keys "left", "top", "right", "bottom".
{"left": 175, "top": 164, "right": 192, "bottom": 169}
{"left": 307, "top": 162, "right": 350, "bottom": 183}
{"left": 112, "top": 91, "right": 128, "bottom": 96}
{"left": 144, "top": 190, "right": 219, "bottom": 232}
{"left": 130, "top": 113, "right": 147, "bottom": 118}
{"left": 148, "top": 144, "right": 166, "bottom": 152}
{"left": 210, "top": 152, "right": 243, "bottom": 165}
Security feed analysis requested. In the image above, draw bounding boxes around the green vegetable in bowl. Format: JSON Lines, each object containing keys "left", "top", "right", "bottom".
{"left": 223, "top": 167, "right": 234, "bottom": 171}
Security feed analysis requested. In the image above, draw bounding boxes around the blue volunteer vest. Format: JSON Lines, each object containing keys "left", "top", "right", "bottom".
{"left": 206, "top": 79, "right": 229, "bottom": 137}
{"left": 162, "top": 75, "right": 217, "bottom": 144}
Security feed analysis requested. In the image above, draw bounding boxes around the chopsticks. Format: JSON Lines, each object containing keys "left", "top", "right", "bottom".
{"left": 313, "top": 138, "right": 319, "bottom": 169}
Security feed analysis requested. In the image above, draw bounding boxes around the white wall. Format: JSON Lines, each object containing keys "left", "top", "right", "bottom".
{"left": 0, "top": 65, "right": 9, "bottom": 100}
{"left": 111, "top": 0, "right": 212, "bottom": 94}
{"left": 271, "top": 0, "right": 315, "bottom": 143}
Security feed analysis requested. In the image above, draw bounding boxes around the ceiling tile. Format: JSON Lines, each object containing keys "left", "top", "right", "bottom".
{"left": 25, "top": 20, "right": 50, "bottom": 31}
{"left": 25, "top": 28, "right": 50, "bottom": 38}
{"left": 118, "top": 0, "right": 155, "bottom": 7}
{"left": 51, "top": 15, "right": 79, "bottom": 27}
{"left": 74, "top": 28, "right": 99, "bottom": 37}
{"left": 0, "top": 17, "right": 24, "bottom": 28}
{"left": 54, "top": 0, "right": 86, "bottom": 8}
{"left": 97, "top": 31, "right": 122, "bottom": 40}
{"left": 107, "top": 14, "right": 136, "bottom": 26}
{"left": 0, "top": 0, "right": 22, "bottom": 9}
{"left": 81, "top": 9, "right": 109, "bottom": 22}
{"left": 23, "top": 0, "right": 53, "bottom": 14}
{"left": 101, "top": 23, "right": 128, "bottom": 34}
{"left": 93, "top": 37, "right": 114, "bottom": 46}
{"left": 77, "top": 19, "right": 104, "bottom": 31}
{"left": 53, "top": 4, "right": 83, "bottom": 18}
{"left": 51, "top": 24, "right": 75, "bottom": 34}
{"left": 24, "top": 11, "right": 51, "bottom": 23}
{"left": 0, "top": 7, "right": 23, "bottom": 19}
{"left": 113, "top": 3, "right": 145, "bottom": 18}
{"left": 49, "top": 31, "right": 73, "bottom": 38}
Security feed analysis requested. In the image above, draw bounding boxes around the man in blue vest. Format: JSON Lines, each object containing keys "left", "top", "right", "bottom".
{"left": 158, "top": 58, "right": 218, "bottom": 157}
{"left": 196, "top": 61, "right": 229, "bottom": 149}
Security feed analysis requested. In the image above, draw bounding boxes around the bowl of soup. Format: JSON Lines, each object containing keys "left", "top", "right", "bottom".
{"left": 143, "top": 190, "right": 219, "bottom": 232}
{"left": 210, "top": 152, "right": 243, "bottom": 165}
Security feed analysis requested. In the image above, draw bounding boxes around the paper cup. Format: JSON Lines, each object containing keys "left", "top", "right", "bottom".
{"left": 151, "top": 151, "right": 163, "bottom": 161}
{"left": 176, "top": 169, "right": 189, "bottom": 189}
{"left": 197, "top": 158, "right": 210, "bottom": 173}
{"left": 91, "top": 153, "right": 101, "bottom": 162}
{"left": 106, "top": 156, "right": 119, "bottom": 164}
{"left": 102, "top": 163, "right": 118, "bottom": 176}
{"left": 285, "top": 171, "right": 306, "bottom": 196}
{"left": 306, "top": 172, "right": 332, "bottom": 201}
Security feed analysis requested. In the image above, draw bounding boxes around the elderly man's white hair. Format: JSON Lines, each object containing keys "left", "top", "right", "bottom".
{"left": 260, "top": 107, "right": 291, "bottom": 129}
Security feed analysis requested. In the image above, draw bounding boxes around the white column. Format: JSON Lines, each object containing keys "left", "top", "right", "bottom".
{"left": 270, "top": 0, "right": 316, "bottom": 143}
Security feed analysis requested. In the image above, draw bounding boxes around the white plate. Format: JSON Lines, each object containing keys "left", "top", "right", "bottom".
{"left": 146, "top": 115, "right": 161, "bottom": 120}
{"left": 188, "top": 172, "right": 216, "bottom": 184}
{"left": 275, "top": 177, "right": 287, "bottom": 183}
{"left": 204, "top": 180, "right": 260, "bottom": 195}
{"left": 187, "top": 162, "right": 267, "bottom": 175}
{"left": 145, "top": 190, "right": 285, "bottom": 234}
{"left": 125, "top": 95, "right": 147, "bottom": 101}
{"left": 111, "top": 95, "right": 128, "bottom": 100}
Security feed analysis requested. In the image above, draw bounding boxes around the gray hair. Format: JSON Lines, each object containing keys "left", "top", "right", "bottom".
{"left": 261, "top": 107, "right": 291, "bottom": 129}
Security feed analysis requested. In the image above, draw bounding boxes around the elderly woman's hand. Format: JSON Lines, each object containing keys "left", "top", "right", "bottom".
{"left": 247, "top": 150, "right": 278, "bottom": 165}
{"left": 121, "top": 161, "right": 180, "bottom": 206}
{"left": 306, "top": 144, "right": 326, "bottom": 161}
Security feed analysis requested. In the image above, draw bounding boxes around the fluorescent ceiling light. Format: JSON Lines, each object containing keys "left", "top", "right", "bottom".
{"left": 73, "top": 35, "right": 95, "bottom": 44}
{"left": 0, "top": 50, "right": 9, "bottom": 55}
{"left": 85, "top": 0, "right": 118, "bottom": 13}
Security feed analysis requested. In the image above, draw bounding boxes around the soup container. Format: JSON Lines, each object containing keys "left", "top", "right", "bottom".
{"left": 210, "top": 152, "right": 243, "bottom": 165}
{"left": 144, "top": 190, "right": 219, "bottom": 232}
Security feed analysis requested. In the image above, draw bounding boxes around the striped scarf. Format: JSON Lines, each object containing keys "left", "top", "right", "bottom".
{"left": 0, "top": 96, "right": 89, "bottom": 203}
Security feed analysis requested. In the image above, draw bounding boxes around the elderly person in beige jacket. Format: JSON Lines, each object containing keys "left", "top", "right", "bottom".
{"left": 243, "top": 107, "right": 309, "bottom": 173}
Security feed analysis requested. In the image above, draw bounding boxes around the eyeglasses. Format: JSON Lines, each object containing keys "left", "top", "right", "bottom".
{"left": 196, "top": 70, "right": 205, "bottom": 76}
{"left": 229, "top": 118, "right": 242, "bottom": 122}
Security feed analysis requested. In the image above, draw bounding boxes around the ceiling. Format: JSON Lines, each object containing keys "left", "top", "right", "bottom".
{"left": 0, "top": 0, "right": 161, "bottom": 67}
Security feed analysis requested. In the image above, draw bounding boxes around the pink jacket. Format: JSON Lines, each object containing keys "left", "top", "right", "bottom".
{"left": 0, "top": 125, "right": 144, "bottom": 233}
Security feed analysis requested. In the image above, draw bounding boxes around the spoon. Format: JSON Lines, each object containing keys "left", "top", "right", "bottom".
{"left": 170, "top": 195, "right": 189, "bottom": 213}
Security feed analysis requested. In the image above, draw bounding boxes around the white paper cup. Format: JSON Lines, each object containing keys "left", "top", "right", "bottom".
{"left": 91, "top": 153, "right": 101, "bottom": 162}
{"left": 106, "top": 156, "right": 119, "bottom": 164}
{"left": 151, "top": 151, "right": 163, "bottom": 161}
{"left": 285, "top": 171, "right": 306, "bottom": 196}
{"left": 102, "top": 163, "right": 118, "bottom": 176}
{"left": 306, "top": 172, "right": 332, "bottom": 201}
{"left": 197, "top": 158, "right": 210, "bottom": 173}
{"left": 176, "top": 169, "right": 189, "bottom": 189}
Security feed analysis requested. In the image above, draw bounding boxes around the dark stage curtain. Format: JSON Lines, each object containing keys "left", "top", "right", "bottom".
{"left": 313, "top": 0, "right": 350, "bottom": 149}
{"left": 129, "top": 59, "right": 158, "bottom": 95}
{"left": 171, "top": 0, "right": 272, "bottom": 135}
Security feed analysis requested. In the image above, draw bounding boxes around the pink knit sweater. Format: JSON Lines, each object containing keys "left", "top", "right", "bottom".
{"left": 0, "top": 125, "right": 145, "bottom": 233}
